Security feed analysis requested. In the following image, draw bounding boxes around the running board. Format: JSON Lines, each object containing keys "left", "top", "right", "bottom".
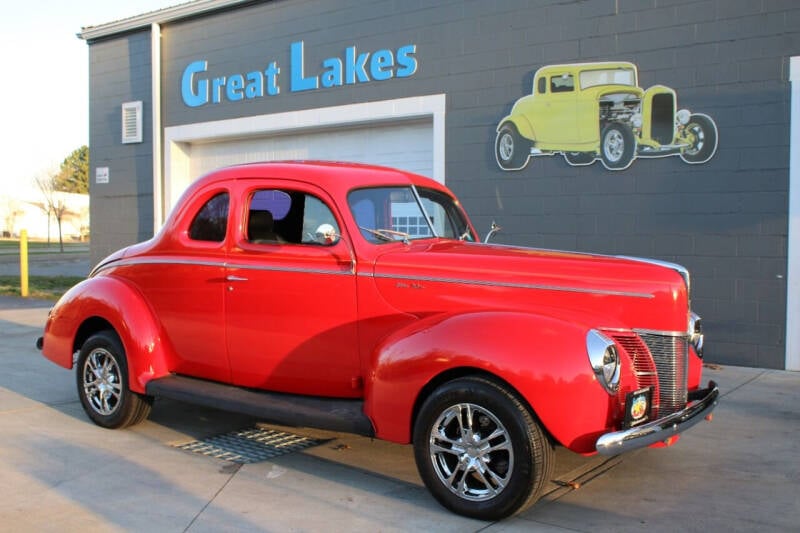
{"left": 145, "top": 375, "right": 375, "bottom": 437}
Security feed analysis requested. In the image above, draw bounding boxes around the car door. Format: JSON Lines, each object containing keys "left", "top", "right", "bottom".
{"left": 536, "top": 71, "right": 579, "bottom": 145}
{"left": 225, "top": 182, "right": 361, "bottom": 398}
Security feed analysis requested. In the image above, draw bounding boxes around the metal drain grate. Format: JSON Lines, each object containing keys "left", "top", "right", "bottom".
{"left": 174, "top": 427, "right": 323, "bottom": 464}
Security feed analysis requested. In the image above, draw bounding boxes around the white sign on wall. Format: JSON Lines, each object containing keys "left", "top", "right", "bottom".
{"left": 96, "top": 167, "right": 109, "bottom": 184}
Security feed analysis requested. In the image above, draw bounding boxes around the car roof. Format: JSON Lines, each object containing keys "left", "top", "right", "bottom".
{"left": 535, "top": 61, "right": 637, "bottom": 74}
{"left": 188, "top": 161, "right": 449, "bottom": 197}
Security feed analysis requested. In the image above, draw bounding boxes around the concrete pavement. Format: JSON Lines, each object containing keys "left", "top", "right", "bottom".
{"left": 0, "top": 296, "right": 798, "bottom": 531}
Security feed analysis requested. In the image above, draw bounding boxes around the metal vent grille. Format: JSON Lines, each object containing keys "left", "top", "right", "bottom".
{"left": 639, "top": 333, "right": 689, "bottom": 415}
{"left": 121, "top": 101, "right": 143, "bottom": 144}
{"left": 174, "top": 427, "right": 323, "bottom": 464}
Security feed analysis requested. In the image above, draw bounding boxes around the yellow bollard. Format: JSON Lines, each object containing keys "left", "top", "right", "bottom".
{"left": 20, "top": 230, "right": 29, "bottom": 298}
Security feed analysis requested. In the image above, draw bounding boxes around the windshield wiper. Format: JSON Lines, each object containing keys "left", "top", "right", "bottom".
{"left": 359, "top": 226, "right": 410, "bottom": 244}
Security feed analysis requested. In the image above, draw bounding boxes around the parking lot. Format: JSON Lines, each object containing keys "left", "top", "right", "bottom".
{"left": 0, "top": 295, "right": 798, "bottom": 532}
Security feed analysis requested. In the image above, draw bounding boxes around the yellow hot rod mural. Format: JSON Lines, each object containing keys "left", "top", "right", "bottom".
{"left": 495, "top": 61, "right": 718, "bottom": 171}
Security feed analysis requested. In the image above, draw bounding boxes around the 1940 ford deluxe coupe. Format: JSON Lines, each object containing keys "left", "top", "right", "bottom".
{"left": 39, "top": 161, "right": 717, "bottom": 520}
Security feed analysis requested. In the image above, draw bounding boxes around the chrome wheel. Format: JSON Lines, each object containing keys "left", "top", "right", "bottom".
{"left": 498, "top": 133, "right": 515, "bottom": 163}
{"left": 413, "top": 377, "right": 554, "bottom": 520}
{"left": 600, "top": 122, "right": 636, "bottom": 170}
{"left": 603, "top": 129, "right": 625, "bottom": 163}
{"left": 76, "top": 330, "right": 152, "bottom": 428}
{"left": 495, "top": 123, "right": 530, "bottom": 170}
{"left": 429, "top": 402, "right": 513, "bottom": 501}
{"left": 683, "top": 123, "right": 706, "bottom": 156}
{"left": 679, "top": 113, "right": 718, "bottom": 164}
{"left": 81, "top": 347, "right": 122, "bottom": 416}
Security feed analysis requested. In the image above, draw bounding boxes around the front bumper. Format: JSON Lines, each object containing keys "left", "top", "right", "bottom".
{"left": 596, "top": 380, "right": 719, "bottom": 456}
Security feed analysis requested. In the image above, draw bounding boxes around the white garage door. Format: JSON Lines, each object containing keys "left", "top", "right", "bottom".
{"left": 188, "top": 119, "right": 433, "bottom": 181}
{"left": 161, "top": 95, "right": 446, "bottom": 228}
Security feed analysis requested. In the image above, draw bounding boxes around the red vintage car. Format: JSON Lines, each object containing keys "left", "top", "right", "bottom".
{"left": 38, "top": 161, "right": 717, "bottom": 520}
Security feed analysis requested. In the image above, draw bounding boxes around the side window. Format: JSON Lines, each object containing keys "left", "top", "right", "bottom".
{"left": 537, "top": 77, "right": 547, "bottom": 94}
{"left": 302, "top": 195, "right": 339, "bottom": 244}
{"left": 189, "top": 192, "right": 229, "bottom": 242}
{"left": 247, "top": 189, "right": 339, "bottom": 245}
{"left": 550, "top": 74, "right": 574, "bottom": 93}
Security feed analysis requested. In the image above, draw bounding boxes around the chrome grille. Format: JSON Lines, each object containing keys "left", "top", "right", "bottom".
{"left": 638, "top": 332, "right": 689, "bottom": 415}
{"left": 612, "top": 333, "right": 660, "bottom": 415}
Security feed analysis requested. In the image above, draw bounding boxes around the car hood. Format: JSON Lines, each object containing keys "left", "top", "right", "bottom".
{"left": 370, "top": 240, "right": 689, "bottom": 332}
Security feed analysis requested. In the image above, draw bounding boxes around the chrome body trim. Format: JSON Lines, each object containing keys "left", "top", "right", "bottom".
{"left": 360, "top": 272, "right": 655, "bottom": 299}
{"left": 227, "top": 262, "right": 353, "bottom": 277}
{"left": 633, "top": 327, "right": 689, "bottom": 338}
{"left": 92, "top": 257, "right": 224, "bottom": 276}
{"left": 96, "top": 256, "right": 656, "bottom": 297}
{"left": 92, "top": 257, "right": 354, "bottom": 277}
{"left": 595, "top": 380, "right": 718, "bottom": 456}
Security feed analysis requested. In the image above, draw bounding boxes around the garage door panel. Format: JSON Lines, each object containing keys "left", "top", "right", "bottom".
{"left": 189, "top": 121, "right": 433, "bottom": 181}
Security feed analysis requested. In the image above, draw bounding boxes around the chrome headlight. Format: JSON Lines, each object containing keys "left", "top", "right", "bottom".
{"left": 676, "top": 108, "right": 691, "bottom": 125}
{"left": 689, "top": 312, "right": 704, "bottom": 357}
{"left": 586, "top": 329, "right": 621, "bottom": 394}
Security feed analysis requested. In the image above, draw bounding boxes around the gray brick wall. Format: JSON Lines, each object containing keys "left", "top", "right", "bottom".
{"left": 88, "top": 32, "right": 153, "bottom": 265}
{"left": 87, "top": 0, "right": 799, "bottom": 368}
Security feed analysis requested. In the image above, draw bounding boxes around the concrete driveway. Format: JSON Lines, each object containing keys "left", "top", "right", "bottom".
{"left": 0, "top": 296, "right": 797, "bottom": 532}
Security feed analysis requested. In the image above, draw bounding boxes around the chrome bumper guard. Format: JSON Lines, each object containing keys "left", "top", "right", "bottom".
{"left": 596, "top": 380, "right": 719, "bottom": 456}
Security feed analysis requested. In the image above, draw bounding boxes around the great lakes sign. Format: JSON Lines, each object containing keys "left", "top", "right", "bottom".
{"left": 181, "top": 41, "right": 418, "bottom": 108}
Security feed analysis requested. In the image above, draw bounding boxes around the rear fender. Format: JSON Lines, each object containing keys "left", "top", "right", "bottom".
{"left": 41, "top": 276, "right": 175, "bottom": 394}
{"left": 364, "top": 311, "right": 615, "bottom": 452}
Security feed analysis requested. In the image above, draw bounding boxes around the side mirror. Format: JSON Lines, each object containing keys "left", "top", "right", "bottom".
{"left": 315, "top": 223, "right": 339, "bottom": 245}
{"left": 484, "top": 221, "right": 501, "bottom": 243}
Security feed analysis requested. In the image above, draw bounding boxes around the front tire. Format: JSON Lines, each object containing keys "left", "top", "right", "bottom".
{"left": 679, "top": 113, "right": 718, "bottom": 164}
{"left": 413, "top": 377, "right": 554, "bottom": 520}
{"left": 495, "top": 123, "right": 531, "bottom": 170}
{"left": 76, "top": 330, "right": 152, "bottom": 429}
{"left": 600, "top": 122, "right": 636, "bottom": 170}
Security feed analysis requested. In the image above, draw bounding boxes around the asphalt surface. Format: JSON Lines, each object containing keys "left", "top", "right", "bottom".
{"left": 0, "top": 247, "right": 91, "bottom": 277}
{"left": 0, "top": 296, "right": 798, "bottom": 531}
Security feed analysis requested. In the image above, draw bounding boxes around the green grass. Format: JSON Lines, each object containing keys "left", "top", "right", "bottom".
{"left": 0, "top": 276, "right": 85, "bottom": 300}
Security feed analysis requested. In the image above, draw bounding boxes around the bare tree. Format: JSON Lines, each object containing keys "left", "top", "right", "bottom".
{"left": 35, "top": 172, "right": 69, "bottom": 252}
{"left": 2, "top": 198, "right": 24, "bottom": 238}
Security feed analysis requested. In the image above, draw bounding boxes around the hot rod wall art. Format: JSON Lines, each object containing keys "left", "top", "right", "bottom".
{"left": 495, "top": 61, "right": 719, "bottom": 171}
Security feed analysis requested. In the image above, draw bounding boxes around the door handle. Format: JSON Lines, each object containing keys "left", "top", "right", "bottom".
{"left": 226, "top": 275, "right": 248, "bottom": 282}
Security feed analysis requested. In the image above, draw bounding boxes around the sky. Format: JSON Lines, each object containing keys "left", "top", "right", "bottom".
{"left": 0, "top": 0, "right": 181, "bottom": 197}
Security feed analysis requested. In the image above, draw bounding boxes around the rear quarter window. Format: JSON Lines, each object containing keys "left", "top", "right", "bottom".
{"left": 188, "top": 192, "right": 229, "bottom": 242}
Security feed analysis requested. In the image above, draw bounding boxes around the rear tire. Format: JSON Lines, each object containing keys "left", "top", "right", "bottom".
{"left": 413, "top": 377, "right": 554, "bottom": 520}
{"left": 495, "top": 123, "right": 531, "bottom": 170}
{"left": 76, "top": 330, "right": 152, "bottom": 429}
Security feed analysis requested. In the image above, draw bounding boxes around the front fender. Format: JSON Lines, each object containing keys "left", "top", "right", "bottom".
{"left": 364, "top": 311, "right": 616, "bottom": 453}
{"left": 41, "top": 275, "right": 175, "bottom": 394}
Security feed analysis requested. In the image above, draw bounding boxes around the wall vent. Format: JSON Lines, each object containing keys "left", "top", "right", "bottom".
{"left": 122, "top": 101, "right": 143, "bottom": 144}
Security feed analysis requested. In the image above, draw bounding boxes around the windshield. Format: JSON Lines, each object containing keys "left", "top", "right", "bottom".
{"left": 579, "top": 68, "right": 636, "bottom": 89}
{"left": 348, "top": 185, "right": 475, "bottom": 244}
